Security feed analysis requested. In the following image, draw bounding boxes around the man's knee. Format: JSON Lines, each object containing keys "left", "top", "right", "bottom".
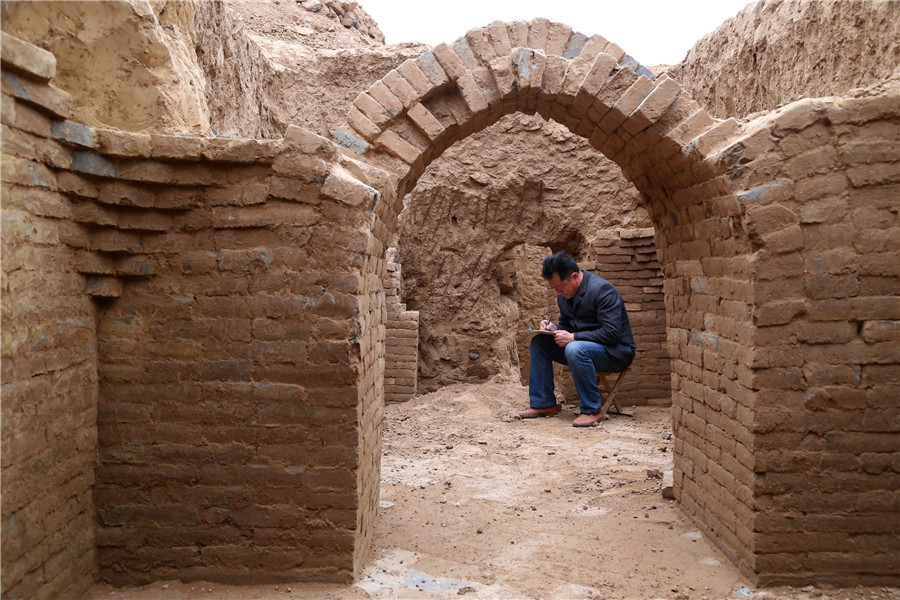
{"left": 564, "top": 341, "right": 587, "bottom": 361}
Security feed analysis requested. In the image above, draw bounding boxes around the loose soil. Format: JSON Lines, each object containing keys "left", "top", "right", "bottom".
{"left": 88, "top": 382, "right": 899, "bottom": 600}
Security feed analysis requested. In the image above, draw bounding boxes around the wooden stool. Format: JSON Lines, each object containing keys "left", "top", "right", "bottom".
{"left": 597, "top": 368, "right": 631, "bottom": 416}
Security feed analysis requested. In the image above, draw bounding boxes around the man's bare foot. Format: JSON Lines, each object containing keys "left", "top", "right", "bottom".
{"left": 517, "top": 405, "right": 561, "bottom": 419}
{"left": 572, "top": 412, "right": 607, "bottom": 427}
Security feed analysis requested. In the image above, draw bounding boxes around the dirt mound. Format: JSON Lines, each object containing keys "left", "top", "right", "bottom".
{"left": 671, "top": 0, "right": 900, "bottom": 119}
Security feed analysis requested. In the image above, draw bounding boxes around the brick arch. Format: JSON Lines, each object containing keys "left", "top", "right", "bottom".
{"left": 332, "top": 19, "right": 740, "bottom": 223}
{"left": 336, "top": 18, "right": 770, "bottom": 584}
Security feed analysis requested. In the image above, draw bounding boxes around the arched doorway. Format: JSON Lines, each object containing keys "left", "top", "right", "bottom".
{"left": 338, "top": 19, "right": 758, "bottom": 582}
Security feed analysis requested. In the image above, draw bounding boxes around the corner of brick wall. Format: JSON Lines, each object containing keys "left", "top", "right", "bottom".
{"left": 2, "top": 31, "right": 100, "bottom": 600}
{"left": 382, "top": 249, "right": 419, "bottom": 403}
{"left": 587, "top": 227, "right": 671, "bottom": 406}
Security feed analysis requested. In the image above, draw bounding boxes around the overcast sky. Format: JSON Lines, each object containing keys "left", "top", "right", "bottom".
{"left": 360, "top": 0, "right": 753, "bottom": 66}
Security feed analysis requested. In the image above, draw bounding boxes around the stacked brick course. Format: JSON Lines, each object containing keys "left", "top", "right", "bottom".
{"left": 382, "top": 248, "right": 419, "bottom": 402}
{"left": 2, "top": 33, "right": 99, "bottom": 600}
{"left": 588, "top": 228, "right": 669, "bottom": 406}
{"left": 2, "top": 29, "right": 395, "bottom": 593}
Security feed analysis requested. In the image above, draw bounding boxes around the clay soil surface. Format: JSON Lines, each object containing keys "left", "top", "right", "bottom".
{"left": 89, "top": 382, "right": 899, "bottom": 600}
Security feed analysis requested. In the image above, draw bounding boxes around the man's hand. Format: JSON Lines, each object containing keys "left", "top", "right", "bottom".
{"left": 540, "top": 319, "right": 558, "bottom": 332}
{"left": 553, "top": 329, "right": 575, "bottom": 347}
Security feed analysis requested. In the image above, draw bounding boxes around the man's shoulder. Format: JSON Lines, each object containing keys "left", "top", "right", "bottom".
{"left": 583, "top": 270, "right": 613, "bottom": 290}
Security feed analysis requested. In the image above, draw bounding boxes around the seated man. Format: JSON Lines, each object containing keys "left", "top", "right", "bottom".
{"left": 519, "top": 252, "right": 636, "bottom": 427}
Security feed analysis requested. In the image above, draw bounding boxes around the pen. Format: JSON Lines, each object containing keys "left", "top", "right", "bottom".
{"left": 547, "top": 315, "right": 552, "bottom": 330}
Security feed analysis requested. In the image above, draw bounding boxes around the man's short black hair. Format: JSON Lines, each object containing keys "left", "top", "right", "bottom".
{"left": 542, "top": 251, "right": 579, "bottom": 280}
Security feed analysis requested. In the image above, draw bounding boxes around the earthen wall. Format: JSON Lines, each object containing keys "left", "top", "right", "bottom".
{"left": 1, "top": 36, "right": 99, "bottom": 600}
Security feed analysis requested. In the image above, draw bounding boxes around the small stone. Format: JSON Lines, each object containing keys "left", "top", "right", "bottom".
{"left": 647, "top": 468, "right": 663, "bottom": 479}
{"left": 476, "top": 528, "right": 483, "bottom": 534}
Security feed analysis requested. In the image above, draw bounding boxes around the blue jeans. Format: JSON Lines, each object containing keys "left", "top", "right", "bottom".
{"left": 528, "top": 335, "right": 631, "bottom": 414}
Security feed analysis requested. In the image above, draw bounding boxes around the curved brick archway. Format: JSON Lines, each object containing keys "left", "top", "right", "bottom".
{"left": 335, "top": 18, "right": 759, "bottom": 580}
{"left": 332, "top": 19, "right": 739, "bottom": 221}
{"left": 334, "top": 19, "right": 900, "bottom": 588}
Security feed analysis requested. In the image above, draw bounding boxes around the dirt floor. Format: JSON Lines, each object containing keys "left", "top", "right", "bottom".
{"left": 88, "top": 382, "right": 900, "bottom": 600}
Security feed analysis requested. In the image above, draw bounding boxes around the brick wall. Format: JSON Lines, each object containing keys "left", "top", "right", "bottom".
{"left": 382, "top": 248, "right": 419, "bottom": 402}
{"left": 587, "top": 228, "right": 670, "bottom": 406}
{"left": 1, "top": 33, "right": 100, "bottom": 600}
{"left": 729, "top": 95, "right": 900, "bottom": 586}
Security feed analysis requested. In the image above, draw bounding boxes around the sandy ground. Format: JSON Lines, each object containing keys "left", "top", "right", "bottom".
{"left": 88, "top": 382, "right": 899, "bottom": 600}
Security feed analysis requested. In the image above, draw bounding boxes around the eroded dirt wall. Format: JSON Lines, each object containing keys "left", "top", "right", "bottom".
{"left": 193, "top": 0, "right": 426, "bottom": 139}
{"left": 0, "top": 0, "right": 211, "bottom": 135}
{"left": 672, "top": 0, "right": 900, "bottom": 119}
{"left": 1, "top": 35, "right": 100, "bottom": 600}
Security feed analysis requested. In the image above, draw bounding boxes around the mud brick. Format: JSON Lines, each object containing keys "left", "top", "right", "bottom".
{"left": 3, "top": 125, "right": 71, "bottom": 168}
{"left": 84, "top": 277, "right": 122, "bottom": 297}
{"left": 352, "top": 92, "right": 391, "bottom": 128}
{"left": 381, "top": 70, "right": 418, "bottom": 110}
{"left": 1, "top": 72, "right": 70, "bottom": 119}
{"left": 94, "top": 128, "right": 151, "bottom": 157}
{"left": 71, "top": 151, "right": 117, "bottom": 177}
{"left": 486, "top": 20, "right": 512, "bottom": 56}
{"left": 6, "top": 185, "right": 71, "bottom": 219}
{"left": 624, "top": 76, "right": 682, "bottom": 136}
{"left": 860, "top": 320, "right": 900, "bottom": 343}
{"left": 367, "top": 80, "right": 404, "bottom": 119}
{"left": 465, "top": 27, "right": 497, "bottom": 65}
{"left": 1, "top": 153, "right": 57, "bottom": 189}
{"left": 407, "top": 103, "right": 445, "bottom": 141}
{"left": 449, "top": 36, "right": 480, "bottom": 72}
{"left": 149, "top": 134, "right": 202, "bottom": 159}
{"left": 415, "top": 51, "right": 449, "bottom": 88}
{"left": 426, "top": 46, "right": 467, "bottom": 89}
{"left": 511, "top": 47, "right": 546, "bottom": 91}
{"left": 396, "top": 59, "right": 433, "bottom": 97}
{"left": 1, "top": 32, "right": 56, "bottom": 81}
{"left": 846, "top": 162, "right": 900, "bottom": 187}
{"left": 375, "top": 129, "right": 420, "bottom": 165}
{"left": 795, "top": 172, "right": 848, "bottom": 202}
{"left": 9, "top": 101, "right": 51, "bottom": 138}
{"left": 272, "top": 152, "right": 327, "bottom": 180}
{"left": 455, "top": 72, "right": 489, "bottom": 114}
{"left": 267, "top": 175, "right": 319, "bottom": 204}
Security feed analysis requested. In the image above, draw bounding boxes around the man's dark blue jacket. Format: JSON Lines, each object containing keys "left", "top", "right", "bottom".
{"left": 556, "top": 270, "right": 636, "bottom": 365}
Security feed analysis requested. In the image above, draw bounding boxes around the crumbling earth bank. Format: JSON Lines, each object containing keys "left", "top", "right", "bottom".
{"left": 671, "top": 0, "right": 900, "bottom": 119}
